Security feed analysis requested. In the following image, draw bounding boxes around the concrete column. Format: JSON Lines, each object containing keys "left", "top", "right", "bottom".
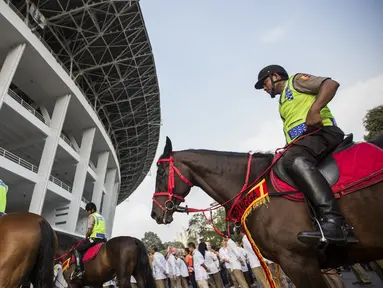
{"left": 29, "top": 94, "right": 71, "bottom": 214}
{"left": 66, "top": 127, "right": 96, "bottom": 232}
{"left": 107, "top": 182, "right": 119, "bottom": 238}
{"left": 0, "top": 44, "right": 26, "bottom": 110}
{"left": 91, "top": 151, "right": 109, "bottom": 209}
{"left": 102, "top": 168, "right": 116, "bottom": 220}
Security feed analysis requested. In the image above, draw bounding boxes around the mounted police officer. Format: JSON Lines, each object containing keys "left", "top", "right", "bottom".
{"left": 254, "top": 65, "right": 356, "bottom": 246}
{"left": 72, "top": 202, "right": 107, "bottom": 280}
{"left": 0, "top": 179, "right": 8, "bottom": 216}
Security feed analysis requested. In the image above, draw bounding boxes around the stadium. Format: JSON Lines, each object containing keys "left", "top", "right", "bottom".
{"left": 0, "top": 0, "right": 160, "bottom": 246}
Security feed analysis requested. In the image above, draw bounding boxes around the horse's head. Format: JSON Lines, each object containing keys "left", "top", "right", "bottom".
{"left": 151, "top": 137, "right": 194, "bottom": 224}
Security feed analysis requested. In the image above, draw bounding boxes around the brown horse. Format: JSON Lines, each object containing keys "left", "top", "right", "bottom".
{"left": 0, "top": 212, "right": 58, "bottom": 288}
{"left": 57, "top": 236, "right": 155, "bottom": 288}
{"left": 150, "top": 136, "right": 383, "bottom": 288}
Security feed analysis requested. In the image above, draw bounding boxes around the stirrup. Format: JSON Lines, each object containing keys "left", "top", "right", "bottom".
{"left": 313, "top": 217, "right": 330, "bottom": 251}
{"left": 70, "top": 270, "right": 84, "bottom": 281}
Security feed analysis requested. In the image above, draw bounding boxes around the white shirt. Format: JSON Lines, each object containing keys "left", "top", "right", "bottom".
{"left": 103, "top": 280, "right": 116, "bottom": 286}
{"left": 131, "top": 276, "right": 137, "bottom": 284}
{"left": 53, "top": 264, "right": 67, "bottom": 288}
{"left": 242, "top": 234, "right": 261, "bottom": 268}
{"left": 192, "top": 249, "right": 209, "bottom": 281}
{"left": 226, "top": 238, "right": 243, "bottom": 271}
{"left": 219, "top": 247, "right": 231, "bottom": 269}
{"left": 166, "top": 254, "right": 177, "bottom": 277}
{"left": 238, "top": 247, "right": 248, "bottom": 272}
{"left": 204, "top": 251, "right": 220, "bottom": 274}
{"left": 152, "top": 252, "right": 167, "bottom": 280}
{"left": 176, "top": 257, "right": 190, "bottom": 277}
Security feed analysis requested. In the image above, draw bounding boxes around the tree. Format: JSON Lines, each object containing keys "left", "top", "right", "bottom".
{"left": 363, "top": 105, "right": 383, "bottom": 141}
{"left": 163, "top": 241, "right": 185, "bottom": 249}
{"left": 187, "top": 206, "right": 227, "bottom": 248}
{"left": 141, "top": 231, "right": 164, "bottom": 251}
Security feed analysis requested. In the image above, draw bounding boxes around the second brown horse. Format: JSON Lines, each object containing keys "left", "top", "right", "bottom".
{"left": 58, "top": 236, "right": 155, "bottom": 288}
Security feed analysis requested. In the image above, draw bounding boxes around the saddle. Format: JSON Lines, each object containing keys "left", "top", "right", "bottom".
{"left": 63, "top": 242, "right": 104, "bottom": 272}
{"left": 273, "top": 134, "right": 355, "bottom": 188}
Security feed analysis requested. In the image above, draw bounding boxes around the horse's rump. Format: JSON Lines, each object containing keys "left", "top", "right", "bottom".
{"left": 271, "top": 142, "right": 383, "bottom": 202}
{"left": 0, "top": 212, "right": 56, "bottom": 287}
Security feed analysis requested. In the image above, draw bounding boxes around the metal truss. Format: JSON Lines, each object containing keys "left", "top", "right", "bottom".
{"left": 10, "top": 0, "right": 161, "bottom": 204}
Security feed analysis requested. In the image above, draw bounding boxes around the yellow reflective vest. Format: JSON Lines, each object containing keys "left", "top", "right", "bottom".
{"left": 90, "top": 212, "right": 106, "bottom": 239}
{"left": 279, "top": 74, "right": 337, "bottom": 143}
{"left": 0, "top": 179, "right": 8, "bottom": 213}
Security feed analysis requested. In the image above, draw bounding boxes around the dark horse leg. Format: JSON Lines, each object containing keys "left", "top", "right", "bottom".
{"left": 278, "top": 253, "right": 328, "bottom": 288}
{"left": 132, "top": 238, "right": 155, "bottom": 288}
{"left": 114, "top": 244, "right": 133, "bottom": 288}
{"left": 246, "top": 178, "right": 383, "bottom": 288}
{"left": 245, "top": 199, "right": 333, "bottom": 288}
{"left": 111, "top": 237, "right": 155, "bottom": 288}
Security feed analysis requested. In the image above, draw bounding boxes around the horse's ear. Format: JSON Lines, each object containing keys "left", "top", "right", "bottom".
{"left": 163, "top": 136, "right": 173, "bottom": 157}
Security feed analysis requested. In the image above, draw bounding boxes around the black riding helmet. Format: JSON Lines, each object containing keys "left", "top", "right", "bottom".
{"left": 254, "top": 64, "right": 289, "bottom": 97}
{"left": 85, "top": 202, "right": 97, "bottom": 212}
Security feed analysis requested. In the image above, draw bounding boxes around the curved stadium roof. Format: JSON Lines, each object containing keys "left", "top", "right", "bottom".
{"left": 10, "top": 0, "right": 161, "bottom": 204}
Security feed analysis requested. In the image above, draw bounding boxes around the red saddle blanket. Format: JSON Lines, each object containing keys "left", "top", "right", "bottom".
{"left": 70, "top": 243, "right": 104, "bottom": 264}
{"left": 271, "top": 142, "right": 383, "bottom": 202}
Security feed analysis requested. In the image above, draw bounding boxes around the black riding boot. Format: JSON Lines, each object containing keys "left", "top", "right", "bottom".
{"left": 287, "top": 156, "right": 349, "bottom": 245}
{"left": 72, "top": 249, "right": 84, "bottom": 280}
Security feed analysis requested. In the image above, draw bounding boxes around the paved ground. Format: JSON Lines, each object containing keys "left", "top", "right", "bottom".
{"left": 342, "top": 271, "right": 383, "bottom": 287}
{"left": 278, "top": 271, "right": 383, "bottom": 287}
{"left": 250, "top": 271, "right": 383, "bottom": 287}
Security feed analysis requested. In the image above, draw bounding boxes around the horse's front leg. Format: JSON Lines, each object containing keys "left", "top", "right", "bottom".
{"left": 278, "top": 253, "right": 328, "bottom": 288}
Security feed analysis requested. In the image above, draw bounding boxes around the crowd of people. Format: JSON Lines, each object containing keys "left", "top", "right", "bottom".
{"left": 147, "top": 228, "right": 293, "bottom": 288}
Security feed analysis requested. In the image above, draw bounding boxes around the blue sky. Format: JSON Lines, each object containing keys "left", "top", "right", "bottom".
{"left": 112, "top": 0, "right": 383, "bottom": 241}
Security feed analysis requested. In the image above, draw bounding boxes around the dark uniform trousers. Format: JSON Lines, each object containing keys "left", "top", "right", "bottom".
{"left": 77, "top": 237, "right": 106, "bottom": 255}
{"left": 282, "top": 126, "right": 344, "bottom": 168}
{"left": 281, "top": 126, "right": 345, "bottom": 215}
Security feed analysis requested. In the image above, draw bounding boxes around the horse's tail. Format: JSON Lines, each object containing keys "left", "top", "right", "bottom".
{"left": 31, "top": 218, "right": 57, "bottom": 287}
{"left": 134, "top": 238, "right": 156, "bottom": 288}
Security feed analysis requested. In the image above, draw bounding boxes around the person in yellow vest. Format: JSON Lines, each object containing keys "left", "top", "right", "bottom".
{"left": 254, "top": 65, "right": 357, "bottom": 246}
{"left": 72, "top": 202, "right": 107, "bottom": 280}
{"left": 0, "top": 179, "right": 8, "bottom": 216}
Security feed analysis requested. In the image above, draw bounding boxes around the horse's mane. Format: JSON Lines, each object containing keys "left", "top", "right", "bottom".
{"left": 159, "top": 149, "right": 274, "bottom": 165}
{"left": 180, "top": 149, "right": 273, "bottom": 159}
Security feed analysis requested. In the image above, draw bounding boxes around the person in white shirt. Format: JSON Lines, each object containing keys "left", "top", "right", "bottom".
{"left": 223, "top": 232, "right": 249, "bottom": 288}
{"left": 199, "top": 242, "right": 223, "bottom": 288}
{"left": 150, "top": 246, "right": 168, "bottom": 288}
{"left": 188, "top": 242, "right": 210, "bottom": 288}
{"left": 53, "top": 263, "right": 67, "bottom": 288}
{"left": 237, "top": 240, "right": 257, "bottom": 287}
{"left": 130, "top": 276, "right": 137, "bottom": 288}
{"left": 219, "top": 242, "right": 237, "bottom": 287}
{"left": 239, "top": 229, "right": 271, "bottom": 287}
{"left": 239, "top": 229, "right": 294, "bottom": 288}
{"left": 175, "top": 250, "right": 190, "bottom": 288}
{"left": 166, "top": 246, "right": 180, "bottom": 288}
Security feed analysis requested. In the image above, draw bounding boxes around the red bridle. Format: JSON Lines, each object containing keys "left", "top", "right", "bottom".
{"left": 152, "top": 155, "right": 193, "bottom": 213}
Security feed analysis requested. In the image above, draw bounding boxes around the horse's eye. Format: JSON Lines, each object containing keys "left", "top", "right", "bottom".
{"left": 158, "top": 168, "right": 166, "bottom": 178}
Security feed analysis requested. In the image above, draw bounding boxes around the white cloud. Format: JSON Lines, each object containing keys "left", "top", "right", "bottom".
{"left": 239, "top": 119, "right": 285, "bottom": 153}
{"left": 240, "top": 74, "right": 383, "bottom": 151}
{"left": 330, "top": 75, "right": 383, "bottom": 140}
{"left": 260, "top": 26, "right": 286, "bottom": 44}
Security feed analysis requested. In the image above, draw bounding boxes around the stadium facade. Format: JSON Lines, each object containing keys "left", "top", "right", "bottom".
{"left": 0, "top": 0, "right": 160, "bottom": 242}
